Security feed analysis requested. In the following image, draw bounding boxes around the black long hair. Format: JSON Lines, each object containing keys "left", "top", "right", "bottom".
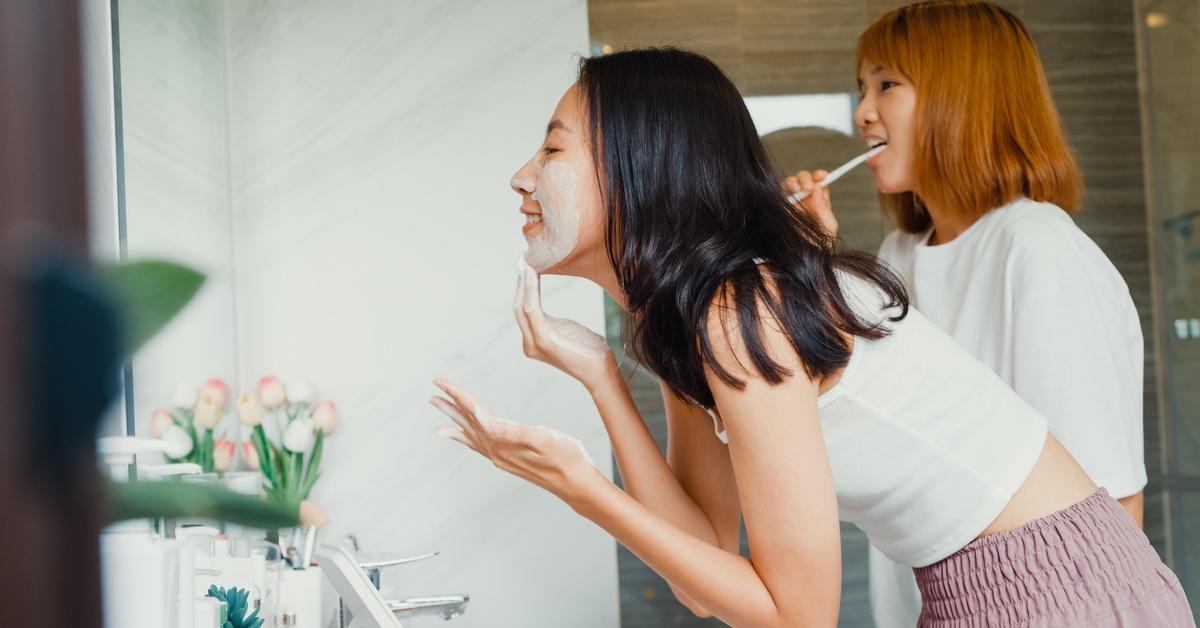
{"left": 577, "top": 48, "right": 908, "bottom": 409}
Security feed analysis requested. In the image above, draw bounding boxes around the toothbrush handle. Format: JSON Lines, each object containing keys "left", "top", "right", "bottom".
{"left": 789, "top": 182, "right": 829, "bottom": 204}
{"left": 788, "top": 189, "right": 813, "bottom": 203}
{"left": 786, "top": 145, "right": 885, "bottom": 205}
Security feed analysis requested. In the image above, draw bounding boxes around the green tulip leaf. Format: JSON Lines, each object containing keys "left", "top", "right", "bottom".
{"left": 106, "top": 479, "right": 299, "bottom": 528}
{"left": 98, "top": 260, "right": 205, "bottom": 355}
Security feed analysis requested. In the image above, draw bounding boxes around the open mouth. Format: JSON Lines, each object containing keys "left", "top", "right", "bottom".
{"left": 521, "top": 211, "right": 544, "bottom": 237}
{"left": 867, "top": 139, "right": 888, "bottom": 149}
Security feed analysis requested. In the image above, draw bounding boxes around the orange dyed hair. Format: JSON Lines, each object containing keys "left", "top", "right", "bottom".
{"left": 857, "top": 1, "right": 1083, "bottom": 233}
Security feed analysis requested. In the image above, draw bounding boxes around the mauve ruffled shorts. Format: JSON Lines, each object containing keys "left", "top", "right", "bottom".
{"left": 913, "top": 489, "right": 1195, "bottom": 627}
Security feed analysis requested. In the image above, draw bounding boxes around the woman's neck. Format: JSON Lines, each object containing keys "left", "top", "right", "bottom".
{"left": 924, "top": 200, "right": 976, "bottom": 246}
{"left": 557, "top": 250, "right": 628, "bottom": 309}
{"left": 593, "top": 269, "right": 626, "bottom": 309}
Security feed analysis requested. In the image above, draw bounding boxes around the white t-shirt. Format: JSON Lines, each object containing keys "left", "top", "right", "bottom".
{"left": 868, "top": 197, "right": 1148, "bottom": 627}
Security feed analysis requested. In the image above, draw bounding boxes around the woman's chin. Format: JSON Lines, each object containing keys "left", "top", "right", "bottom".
{"left": 873, "top": 176, "right": 913, "bottom": 196}
{"left": 524, "top": 251, "right": 566, "bottom": 275}
{"left": 530, "top": 252, "right": 591, "bottom": 279}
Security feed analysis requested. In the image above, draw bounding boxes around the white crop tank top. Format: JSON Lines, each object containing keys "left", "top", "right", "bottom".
{"left": 705, "top": 272, "right": 1048, "bottom": 567}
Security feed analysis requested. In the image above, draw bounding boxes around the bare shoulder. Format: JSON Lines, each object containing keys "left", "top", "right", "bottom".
{"left": 701, "top": 273, "right": 812, "bottom": 392}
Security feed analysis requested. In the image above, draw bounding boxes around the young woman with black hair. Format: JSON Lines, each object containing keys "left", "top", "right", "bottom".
{"left": 430, "top": 48, "right": 1191, "bottom": 627}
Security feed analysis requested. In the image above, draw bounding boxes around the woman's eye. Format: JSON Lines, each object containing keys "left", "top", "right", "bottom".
{"left": 542, "top": 147, "right": 560, "bottom": 156}
{"left": 881, "top": 80, "right": 898, "bottom": 91}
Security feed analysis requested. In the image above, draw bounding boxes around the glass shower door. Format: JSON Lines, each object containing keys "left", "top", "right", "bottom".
{"left": 1138, "top": 0, "right": 1200, "bottom": 615}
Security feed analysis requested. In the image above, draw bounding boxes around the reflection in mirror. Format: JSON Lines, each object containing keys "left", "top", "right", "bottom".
{"left": 112, "top": 0, "right": 239, "bottom": 443}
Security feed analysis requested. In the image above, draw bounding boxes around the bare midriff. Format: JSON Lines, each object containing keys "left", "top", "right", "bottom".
{"left": 976, "top": 433, "right": 1098, "bottom": 539}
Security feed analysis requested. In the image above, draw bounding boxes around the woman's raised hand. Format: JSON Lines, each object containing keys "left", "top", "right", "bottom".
{"left": 514, "top": 256, "right": 617, "bottom": 392}
{"left": 784, "top": 169, "right": 838, "bottom": 236}
{"left": 430, "top": 379, "right": 602, "bottom": 504}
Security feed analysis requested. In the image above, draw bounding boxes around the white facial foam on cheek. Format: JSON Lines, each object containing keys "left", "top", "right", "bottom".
{"left": 525, "top": 160, "right": 580, "bottom": 271}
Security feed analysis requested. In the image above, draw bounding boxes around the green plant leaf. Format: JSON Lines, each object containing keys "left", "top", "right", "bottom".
{"left": 244, "top": 606, "right": 263, "bottom": 628}
{"left": 205, "top": 586, "right": 263, "bottom": 628}
{"left": 98, "top": 260, "right": 205, "bottom": 355}
{"left": 286, "top": 450, "right": 297, "bottom": 501}
{"left": 301, "top": 469, "right": 321, "bottom": 499}
{"left": 202, "top": 428, "right": 215, "bottom": 473}
{"left": 300, "top": 430, "right": 324, "bottom": 499}
{"left": 106, "top": 479, "right": 299, "bottom": 528}
{"left": 182, "top": 418, "right": 200, "bottom": 464}
{"left": 269, "top": 438, "right": 285, "bottom": 481}
{"left": 252, "top": 426, "right": 274, "bottom": 486}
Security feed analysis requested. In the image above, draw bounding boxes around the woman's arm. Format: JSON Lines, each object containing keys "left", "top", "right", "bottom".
{"left": 697, "top": 304, "right": 843, "bottom": 626}
{"left": 431, "top": 371, "right": 837, "bottom": 627}
{"left": 585, "top": 373, "right": 739, "bottom": 616}
{"left": 661, "top": 384, "right": 742, "bottom": 553}
{"left": 658, "top": 383, "right": 742, "bottom": 615}
{"left": 514, "top": 261, "right": 745, "bottom": 613}
{"left": 509, "top": 263, "right": 841, "bottom": 624}
{"left": 1119, "top": 491, "right": 1144, "bottom": 527}
{"left": 575, "top": 302, "right": 843, "bottom": 627}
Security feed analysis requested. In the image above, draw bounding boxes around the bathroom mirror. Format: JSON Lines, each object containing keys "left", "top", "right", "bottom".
{"left": 91, "top": 0, "right": 239, "bottom": 440}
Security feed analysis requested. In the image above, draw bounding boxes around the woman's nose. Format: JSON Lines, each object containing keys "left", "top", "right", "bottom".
{"left": 854, "top": 97, "right": 879, "bottom": 128}
{"left": 510, "top": 162, "right": 537, "bottom": 194}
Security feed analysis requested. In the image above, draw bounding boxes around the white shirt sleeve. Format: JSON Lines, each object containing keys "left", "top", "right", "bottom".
{"left": 1009, "top": 255, "right": 1148, "bottom": 497}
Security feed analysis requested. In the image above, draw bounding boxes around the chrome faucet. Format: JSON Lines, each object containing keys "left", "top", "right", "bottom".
{"left": 336, "top": 539, "right": 469, "bottom": 626}
{"left": 387, "top": 595, "right": 469, "bottom": 621}
{"left": 359, "top": 552, "right": 440, "bottom": 590}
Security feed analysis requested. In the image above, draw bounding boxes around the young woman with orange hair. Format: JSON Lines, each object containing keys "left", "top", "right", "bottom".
{"left": 788, "top": 2, "right": 1163, "bottom": 625}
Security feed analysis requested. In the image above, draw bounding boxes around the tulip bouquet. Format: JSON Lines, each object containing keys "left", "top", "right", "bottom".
{"left": 238, "top": 375, "right": 338, "bottom": 508}
{"left": 152, "top": 378, "right": 237, "bottom": 473}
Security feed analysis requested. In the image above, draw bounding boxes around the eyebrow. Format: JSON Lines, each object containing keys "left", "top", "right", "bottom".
{"left": 858, "top": 65, "right": 887, "bottom": 83}
{"left": 546, "top": 119, "right": 571, "bottom": 135}
{"left": 871, "top": 65, "right": 886, "bottom": 75}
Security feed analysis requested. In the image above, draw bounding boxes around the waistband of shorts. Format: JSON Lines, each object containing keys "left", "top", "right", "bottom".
{"left": 913, "top": 488, "right": 1164, "bottom": 623}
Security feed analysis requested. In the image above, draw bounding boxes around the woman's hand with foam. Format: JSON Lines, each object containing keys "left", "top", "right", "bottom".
{"left": 431, "top": 379, "right": 603, "bottom": 505}
{"left": 514, "top": 255, "right": 617, "bottom": 392}
{"left": 784, "top": 169, "right": 837, "bottom": 236}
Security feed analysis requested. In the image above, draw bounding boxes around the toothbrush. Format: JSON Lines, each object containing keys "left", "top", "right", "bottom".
{"left": 787, "top": 144, "right": 887, "bottom": 203}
